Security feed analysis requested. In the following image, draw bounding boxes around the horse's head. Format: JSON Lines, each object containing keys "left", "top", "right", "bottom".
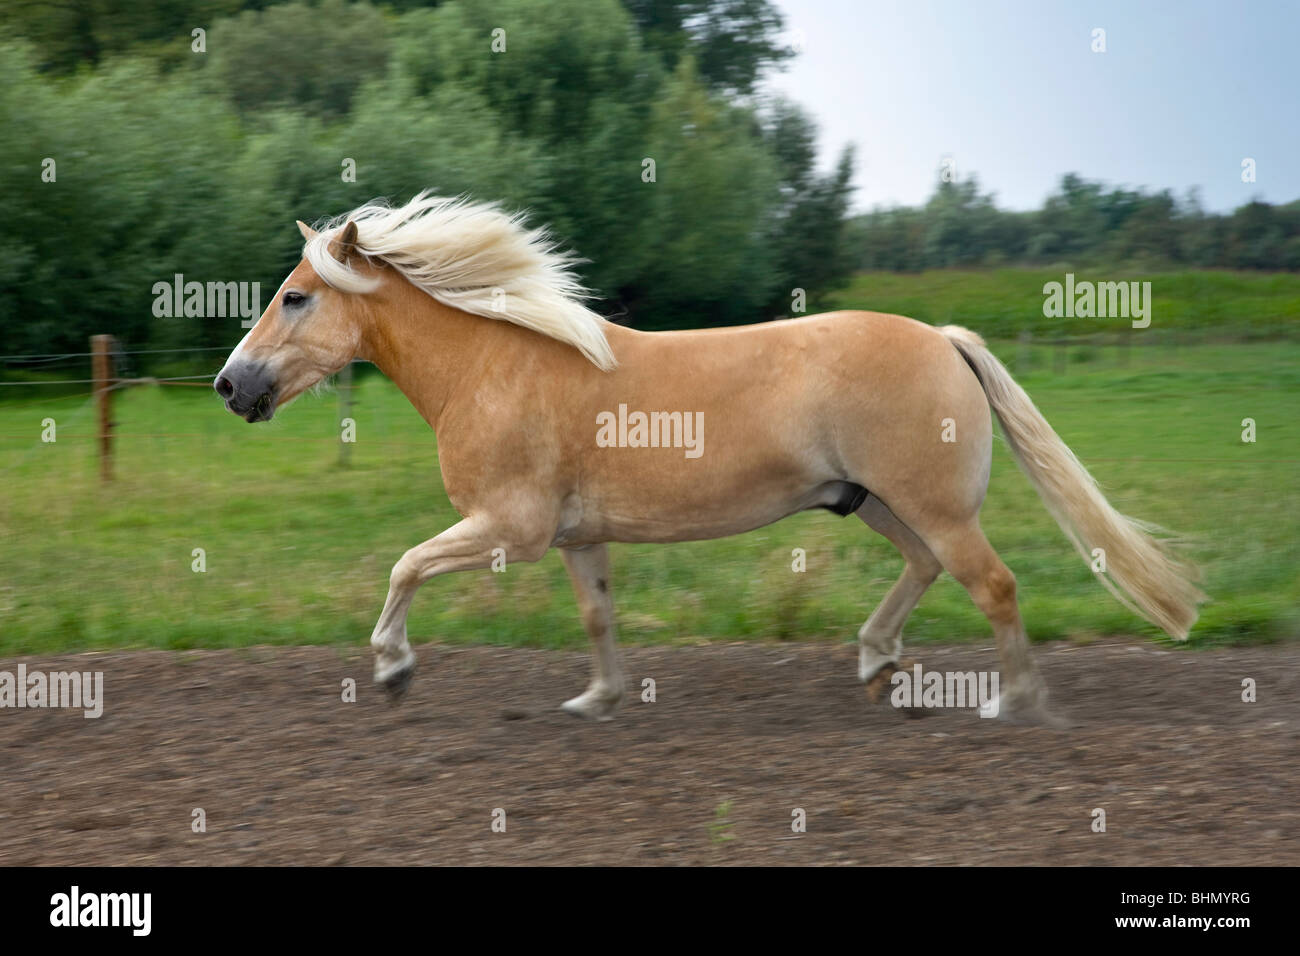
{"left": 215, "top": 220, "right": 376, "bottom": 422}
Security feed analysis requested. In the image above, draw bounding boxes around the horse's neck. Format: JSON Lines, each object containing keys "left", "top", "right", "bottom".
{"left": 360, "top": 286, "right": 502, "bottom": 431}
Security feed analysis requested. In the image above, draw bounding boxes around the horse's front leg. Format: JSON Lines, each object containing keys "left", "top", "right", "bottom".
{"left": 559, "top": 543, "right": 625, "bottom": 720}
{"left": 370, "top": 515, "right": 546, "bottom": 697}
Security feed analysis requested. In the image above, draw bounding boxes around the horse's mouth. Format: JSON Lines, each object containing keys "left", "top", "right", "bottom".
{"left": 228, "top": 391, "right": 275, "bottom": 423}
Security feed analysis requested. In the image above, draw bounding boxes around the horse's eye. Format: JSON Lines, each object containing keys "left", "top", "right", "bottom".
{"left": 283, "top": 291, "right": 306, "bottom": 307}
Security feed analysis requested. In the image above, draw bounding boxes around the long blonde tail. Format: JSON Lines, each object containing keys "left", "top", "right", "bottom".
{"left": 940, "top": 325, "right": 1205, "bottom": 639}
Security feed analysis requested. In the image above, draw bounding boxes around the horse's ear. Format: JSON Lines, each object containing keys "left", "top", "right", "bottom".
{"left": 328, "top": 221, "right": 359, "bottom": 263}
{"left": 296, "top": 220, "right": 317, "bottom": 241}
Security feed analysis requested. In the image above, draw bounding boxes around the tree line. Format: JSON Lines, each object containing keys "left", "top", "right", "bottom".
{"left": 2, "top": 0, "right": 856, "bottom": 359}
{"left": 848, "top": 174, "right": 1300, "bottom": 273}
{"left": 1, "top": 0, "right": 1294, "bottom": 365}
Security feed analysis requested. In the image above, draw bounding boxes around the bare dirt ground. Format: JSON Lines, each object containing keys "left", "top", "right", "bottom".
{"left": 1, "top": 639, "right": 1296, "bottom": 865}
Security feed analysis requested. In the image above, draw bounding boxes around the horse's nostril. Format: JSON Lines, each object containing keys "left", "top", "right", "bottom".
{"left": 215, "top": 376, "right": 234, "bottom": 399}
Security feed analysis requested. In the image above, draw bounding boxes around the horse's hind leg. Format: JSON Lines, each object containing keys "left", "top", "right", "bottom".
{"left": 559, "top": 543, "right": 625, "bottom": 720}
{"left": 919, "top": 519, "right": 1058, "bottom": 725}
{"left": 855, "top": 495, "right": 943, "bottom": 684}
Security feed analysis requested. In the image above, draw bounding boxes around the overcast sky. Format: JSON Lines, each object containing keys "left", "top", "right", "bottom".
{"left": 765, "top": 0, "right": 1299, "bottom": 213}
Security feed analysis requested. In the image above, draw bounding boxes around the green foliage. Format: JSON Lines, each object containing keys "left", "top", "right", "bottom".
{"left": 0, "top": 0, "right": 245, "bottom": 73}
{"left": 768, "top": 142, "right": 856, "bottom": 313}
{"left": 209, "top": 0, "right": 390, "bottom": 118}
{"left": 388, "top": 0, "right": 666, "bottom": 298}
{"left": 4, "top": 0, "right": 1291, "bottom": 363}
{"left": 624, "top": 0, "right": 792, "bottom": 93}
{"left": 709, "top": 800, "right": 735, "bottom": 843}
{"left": 0, "top": 40, "right": 254, "bottom": 354}
{"left": 0, "top": 0, "right": 853, "bottom": 354}
{"left": 850, "top": 170, "right": 1300, "bottom": 273}
{"left": 628, "top": 57, "right": 782, "bottom": 326}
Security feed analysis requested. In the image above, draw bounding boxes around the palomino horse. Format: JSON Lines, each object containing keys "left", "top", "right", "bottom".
{"left": 215, "top": 193, "right": 1203, "bottom": 723}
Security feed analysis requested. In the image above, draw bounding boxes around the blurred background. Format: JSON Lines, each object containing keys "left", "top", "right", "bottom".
{"left": 1, "top": 0, "right": 1297, "bottom": 656}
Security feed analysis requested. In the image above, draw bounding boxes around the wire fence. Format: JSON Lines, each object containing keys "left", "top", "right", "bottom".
{"left": 0, "top": 343, "right": 1292, "bottom": 465}
{"left": 0, "top": 346, "right": 231, "bottom": 361}
{"left": 0, "top": 342, "right": 229, "bottom": 402}
{"left": 0, "top": 374, "right": 217, "bottom": 387}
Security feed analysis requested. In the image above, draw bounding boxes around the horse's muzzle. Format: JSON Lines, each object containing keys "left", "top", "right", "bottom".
{"left": 214, "top": 362, "right": 277, "bottom": 423}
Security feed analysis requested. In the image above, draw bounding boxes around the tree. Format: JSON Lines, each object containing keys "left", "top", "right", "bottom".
{"left": 624, "top": 57, "right": 781, "bottom": 326}
{"left": 209, "top": 0, "right": 390, "bottom": 118}
{"left": 623, "top": 0, "right": 792, "bottom": 93}
{"left": 0, "top": 0, "right": 246, "bottom": 73}
{"left": 761, "top": 100, "right": 856, "bottom": 310}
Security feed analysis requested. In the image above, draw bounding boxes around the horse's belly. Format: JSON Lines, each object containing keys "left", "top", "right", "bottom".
{"left": 559, "top": 457, "right": 858, "bottom": 545}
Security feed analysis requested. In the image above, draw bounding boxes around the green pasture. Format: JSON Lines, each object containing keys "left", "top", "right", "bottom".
{"left": 824, "top": 269, "right": 1300, "bottom": 339}
{"left": 0, "top": 337, "right": 1297, "bottom": 656}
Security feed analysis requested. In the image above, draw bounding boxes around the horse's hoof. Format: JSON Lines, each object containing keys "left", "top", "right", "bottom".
{"left": 864, "top": 668, "right": 893, "bottom": 704}
{"left": 864, "top": 658, "right": 915, "bottom": 704}
{"left": 375, "top": 649, "right": 416, "bottom": 701}
{"left": 560, "top": 687, "right": 623, "bottom": 721}
{"left": 382, "top": 664, "right": 414, "bottom": 701}
{"left": 989, "top": 682, "right": 1068, "bottom": 728}
{"left": 858, "top": 647, "right": 897, "bottom": 684}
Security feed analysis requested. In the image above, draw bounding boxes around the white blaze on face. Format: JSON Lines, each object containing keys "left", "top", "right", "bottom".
{"left": 221, "top": 327, "right": 255, "bottom": 373}
{"left": 219, "top": 274, "right": 292, "bottom": 375}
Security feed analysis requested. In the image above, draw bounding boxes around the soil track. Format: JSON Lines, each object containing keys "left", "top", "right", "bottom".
{"left": 1, "top": 640, "right": 1296, "bottom": 865}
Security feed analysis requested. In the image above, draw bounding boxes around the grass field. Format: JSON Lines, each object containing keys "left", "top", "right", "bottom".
{"left": 2, "top": 331, "right": 1296, "bottom": 656}
{"left": 823, "top": 269, "right": 1300, "bottom": 339}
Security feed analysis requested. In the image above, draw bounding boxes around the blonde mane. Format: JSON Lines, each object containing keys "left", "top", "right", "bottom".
{"left": 303, "top": 191, "right": 616, "bottom": 370}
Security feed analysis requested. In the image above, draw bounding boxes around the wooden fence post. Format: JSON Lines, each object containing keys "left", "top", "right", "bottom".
{"left": 91, "top": 334, "right": 115, "bottom": 481}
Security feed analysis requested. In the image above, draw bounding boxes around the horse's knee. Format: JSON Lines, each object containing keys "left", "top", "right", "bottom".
{"left": 389, "top": 552, "right": 421, "bottom": 591}
{"left": 578, "top": 599, "right": 611, "bottom": 636}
